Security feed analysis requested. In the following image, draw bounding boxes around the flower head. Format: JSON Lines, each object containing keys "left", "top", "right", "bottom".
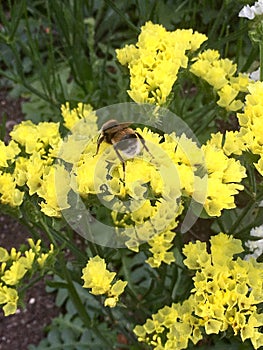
{"left": 82, "top": 256, "right": 116, "bottom": 295}
{"left": 116, "top": 21, "right": 207, "bottom": 105}
{"left": 202, "top": 133, "right": 246, "bottom": 216}
{"left": 135, "top": 233, "right": 263, "bottom": 349}
{"left": 239, "top": 1, "right": 263, "bottom": 20}
{"left": 82, "top": 256, "right": 127, "bottom": 307}
{"left": 245, "top": 225, "right": 263, "bottom": 259}
{"left": 0, "top": 240, "right": 55, "bottom": 316}
{"left": 61, "top": 102, "right": 97, "bottom": 131}
{"left": 237, "top": 81, "right": 263, "bottom": 175}
{"left": 191, "top": 49, "right": 251, "bottom": 112}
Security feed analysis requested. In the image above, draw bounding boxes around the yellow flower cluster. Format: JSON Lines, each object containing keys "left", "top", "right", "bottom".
{"left": 134, "top": 233, "right": 263, "bottom": 350}
{"left": 236, "top": 81, "right": 263, "bottom": 175}
{"left": 15, "top": 121, "right": 69, "bottom": 216}
{"left": 0, "top": 101, "right": 248, "bottom": 267}
{"left": 0, "top": 140, "right": 23, "bottom": 206}
{"left": 116, "top": 21, "right": 207, "bottom": 105}
{"left": 0, "top": 239, "right": 54, "bottom": 316}
{"left": 74, "top": 123, "right": 246, "bottom": 262}
{"left": 145, "top": 230, "right": 177, "bottom": 268}
{"left": 202, "top": 132, "right": 247, "bottom": 216}
{"left": 5, "top": 119, "right": 70, "bottom": 217}
{"left": 61, "top": 102, "right": 95, "bottom": 131}
{"left": 190, "top": 49, "right": 251, "bottom": 111}
{"left": 82, "top": 255, "right": 127, "bottom": 307}
{"left": 74, "top": 127, "right": 185, "bottom": 256}
{"left": 0, "top": 102, "right": 97, "bottom": 217}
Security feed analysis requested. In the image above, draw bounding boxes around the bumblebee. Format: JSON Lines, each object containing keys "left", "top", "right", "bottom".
{"left": 94, "top": 119, "right": 152, "bottom": 181}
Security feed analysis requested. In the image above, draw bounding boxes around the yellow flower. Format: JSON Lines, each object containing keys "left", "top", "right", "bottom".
{"left": 0, "top": 285, "right": 18, "bottom": 316}
{"left": 146, "top": 230, "right": 176, "bottom": 268}
{"left": 195, "top": 49, "right": 220, "bottom": 62}
{"left": 116, "top": 21, "right": 207, "bottom": 105}
{"left": 254, "top": 155, "right": 263, "bottom": 176}
{"left": 135, "top": 233, "right": 263, "bottom": 349}
{"left": 37, "top": 164, "right": 71, "bottom": 217}
{"left": 134, "top": 296, "right": 202, "bottom": 349}
{"left": 116, "top": 44, "right": 138, "bottom": 65}
{"left": 82, "top": 256, "right": 116, "bottom": 295}
{"left": 13, "top": 156, "right": 28, "bottom": 187}
{"left": 191, "top": 50, "right": 230, "bottom": 89}
{"left": 210, "top": 232, "right": 243, "bottom": 265}
{"left": 217, "top": 84, "right": 243, "bottom": 111}
{"left": 189, "top": 233, "right": 263, "bottom": 346}
{"left": 1, "top": 249, "right": 36, "bottom": 286}
{"left": 131, "top": 200, "right": 155, "bottom": 224}
{"left": 61, "top": 102, "right": 96, "bottom": 131}
{"left": 2, "top": 262, "right": 28, "bottom": 286}
{"left": 236, "top": 81, "right": 263, "bottom": 175}
{"left": 10, "top": 120, "right": 39, "bottom": 153}
{"left": 82, "top": 256, "right": 127, "bottom": 307}
{"left": 0, "top": 248, "right": 9, "bottom": 262}
{"left": 0, "top": 140, "right": 20, "bottom": 167}
{"left": 230, "top": 73, "right": 250, "bottom": 92}
{"left": 0, "top": 239, "right": 54, "bottom": 316}
{"left": 0, "top": 172, "right": 24, "bottom": 207}
{"left": 57, "top": 132, "right": 95, "bottom": 164}
{"left": 223, "top": 131, "right": 245, "bottom": 156}
{"left": 104, "top": 280, "right": 128, "bottom": 308}
{"left": 27, "top": 238, "right": 42, "bottom": 253}
{"left": 206, "top": 66, "right": 229, "bottom": 90}
{"left": 75, "top": 144, "right": 109, "bottom": 196}
{"left": 36, "top": 122, "right": 61, "bottom": 149}
{"left": 9, "top": 247, "right": 21, "bottom": 261}
{"left": 202, "top": 134, "right": 246, "bottom": 216}
{"left": 241, "top": 312, "right": 263, "bottom": 349}
{"left": 191, "top": 49, "right": 251, "bottom": 112}
{"left": 204, "top": 319, "right": 223, "bottom": 335}
{"left": 183, "top": 240, "right": 210, "bottom": 269}
{"left": 37, "top": 244, "right": 54, "bottom": 268}
{"left": 23, "top": 152, "right": 49, "bottom": 195}
{"left": 10, "top": 120, "right": 60, "bottom": 154}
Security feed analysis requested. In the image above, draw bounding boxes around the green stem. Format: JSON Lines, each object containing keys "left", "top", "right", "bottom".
{"left": 59, "top": 256, "right": 112, "bottom": 348}
{"left": 31, "top": 217, "right": 87, "bottom": 262}
{"left": 230, "top": 200, "right": 256, "bottom": 234}
{"left": 120, "top": 251, "right": 138, "bottom": 299}
{"left": 38, "top": 218, "right": 57, "bottom": 246}
{"left": 260, "top": 42, "right": 263, "bottom": 81}
{"left": 19, "top": 274, "right": 43, "bottom": 294}
{"left": 104, "top": 0, "right": 139, "bottom": 34}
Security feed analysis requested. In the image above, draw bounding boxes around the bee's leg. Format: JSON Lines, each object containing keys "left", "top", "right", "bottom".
{"left": 135, "top": 132, "right": 154, "bottom": 159}
{"left": 93, "top": 134, "right": 103, "bottom": 157}
{"left": 113, "top": 144, "right": 126, "bottom": 184}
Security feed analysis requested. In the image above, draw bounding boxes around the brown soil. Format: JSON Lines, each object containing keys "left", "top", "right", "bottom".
{"left": 0, "top": 89, "right": 59, "bottom": 350}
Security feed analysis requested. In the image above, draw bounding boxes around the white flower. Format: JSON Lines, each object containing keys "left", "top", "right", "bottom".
{"left": 254, "top": 0, "right": 263, "bottom": 15}
{"left": 245, "top": 224, "right": 263, "bottom": 259}
{"left": 239, "top": 1, "right": 263, "bottom": 20}
{"left": 239, "top": 5, "right": 257, "bottom": 19}
{"left": 250, "top": 68, "right": 260, "bottom": 81}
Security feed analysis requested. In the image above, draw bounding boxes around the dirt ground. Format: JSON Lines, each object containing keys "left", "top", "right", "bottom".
{"left": 0, "top": 89, "right": 59, "bottom": 350}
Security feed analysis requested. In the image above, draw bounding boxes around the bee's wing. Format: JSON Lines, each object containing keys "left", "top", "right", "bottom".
{"left": 104, "top": 121, "right": 133, "bottom": 133}
{"left": 119, "top": 121, "right": 133, "bottom": 128}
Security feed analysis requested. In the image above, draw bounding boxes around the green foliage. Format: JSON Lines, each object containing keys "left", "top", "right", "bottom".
{"left": 0, "top": 0, "right": 130, "bottom": 121}
{"left": 192, "top": 336, "right": 254, "bottom": 349}
{"left": 1, "top": 1, "right": 263, "bottom": 349}
{"left": 0, "top": 0, "right": 255, "bottom": 122}
{"left": 28, "top": 277, "right": 117, "bottom": 350}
